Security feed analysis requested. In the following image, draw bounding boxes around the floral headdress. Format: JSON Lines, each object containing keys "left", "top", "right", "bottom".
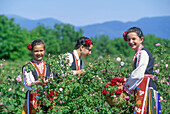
{"left": 27, "top": 44, "right": 32, "bottom": 50}
{"left": 123, "top": 31, "right": 127, "bottom": 41}
{"left": 85, "top": 39, "right": 92, "bottom": 46}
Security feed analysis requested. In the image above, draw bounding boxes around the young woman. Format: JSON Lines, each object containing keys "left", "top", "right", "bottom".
{"left": 66, "top": 37, "right": 93, "bottom": 75}
{"left": 122, "top": 27, "right": 162, "bottom": 114}
{"left": 22, "top": 39, "right": 53, "bottom": 114}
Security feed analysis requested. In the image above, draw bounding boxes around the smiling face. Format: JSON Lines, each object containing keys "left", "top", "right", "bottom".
{"left": 32, "top": 44, "right": 45, "bottom": 61}
{"left": 81, "top": 44, "right": 93, "bottom": 58}
{"left": 127, "top": 32, "right": 144, "bottom": 50}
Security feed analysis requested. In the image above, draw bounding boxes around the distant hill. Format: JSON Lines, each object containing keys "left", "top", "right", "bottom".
{"left": 6, "top": 14, "right": 62, "bottom": 30}
{"left": 5, "top": 14, "right": 170, "bottom": 39}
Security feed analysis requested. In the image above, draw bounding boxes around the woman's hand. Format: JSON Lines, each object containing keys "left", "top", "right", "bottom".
{"left": 35, "top": 79, "right": 48, "bottom": 86}
{"left": 118, "top": 85, "right": 124, "bottom": 90}
{"left": 76, "top": 69, "right": 86, "bottom": 75}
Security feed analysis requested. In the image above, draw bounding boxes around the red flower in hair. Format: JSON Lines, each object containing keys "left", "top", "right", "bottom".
{"left": 27, "top": 44, "right": 32, "bottom": 50}
{"left": 85, "top": 39, "right": 92, "bottom": 46}
{"left": 123, "top": 31, "right": 127, "bottom": 41}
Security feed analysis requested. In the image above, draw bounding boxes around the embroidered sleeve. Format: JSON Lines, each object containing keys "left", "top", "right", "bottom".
{"left": 124, "top": 50, "right": 149, "bottom": 92}
{"left": 22, "top": 66, "right": 35, "bottom": 90}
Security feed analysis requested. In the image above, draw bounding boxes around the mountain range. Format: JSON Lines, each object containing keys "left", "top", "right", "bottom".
{"left": 5, "top": 14, "right": 170, "bottom": 39}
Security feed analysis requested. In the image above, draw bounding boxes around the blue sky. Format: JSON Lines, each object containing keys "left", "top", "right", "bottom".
{"left": 0, "top": 0, "right": 170, "bottom": 26}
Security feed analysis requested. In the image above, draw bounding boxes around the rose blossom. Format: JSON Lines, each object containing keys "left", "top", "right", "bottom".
{"left": 0, "top": 92, "right": 1, "bottom": 95}
{"left": 16, "top": 75, "right": 22, "bottom": 82}
{"left": 161, "top": 78, "right": 166, "bottom": 83}
{"left": 160, "top": 96, "right": 163, "bottom": 101}
{"left": 152, "top": 75, "right": 157, "bottom": 81}
{"left": 0, "top": 102, "right": 3, "bottom": 105}
{"left": 0, "top": 63, "right": 3, "bottom": 67}
{"left": 120, "top": 61, "right": 124, "bottom": 66}
{"left": 116, "top": 57, "right": 121, "bottom": 62}
{"left": 124, "top": 96, "right": 130, "bottom": 100}
{"left": 155, "top": 43, "right": 161, "bottom": 46}
{"left": 59, "top": 88, "right": 63, "bottom": 92}
{"left": 167, "top": 82, "right": 170, "bottom": 86}
{"left": 8, "top": 88, "right": 12, "bottom": 91}
{"left": 22, "top": 88, "right": 25, "bottom": 92}
{"left": 154, "top": 63, "right": 160, "bottom": 66}
{"left": 163, "top": 99, "right": 166, "bottom": 102}
{"left": 155, "top": 69, "right": 160, "bottom": 73}
{"left": 113, "top": 95, "right": 117, "bottom": 98}
{"left": 165, "top": 64, "right": 168, "bottom": 68}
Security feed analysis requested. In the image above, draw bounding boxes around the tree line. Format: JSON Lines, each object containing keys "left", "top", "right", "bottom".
{"left": 0, "top": 15, "right": 169, "bottom": 61}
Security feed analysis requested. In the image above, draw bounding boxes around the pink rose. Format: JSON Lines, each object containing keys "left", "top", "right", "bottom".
{"left": 155, "top": 43, "right": 161, "bottom": 46}
{"left": 160, "top": 96, "right": 163, "bottom": 101}
{"left": 0, "top": 63, "right": 3, "bottom": 67}
{"left": 0, "top": 102, "right": 3, "bottom": 105}
{"left": 155, "top": 69, "right": 160, "bottom": 73}
{"left": 22, "top": 88, "right": 25, "bottom": 92}
{"left": 116, "top": 57, "right": 121, "bottom": 62}
{"left": 59, "top": 88, "right": 63, "bottom": 91}
{"left": 152, "top": 75, "right": 157, "bottom": 81}
{"left": 120, "top": 61, "right": 124, "bottom": 66}
{"left": 8, "top": 88, "right": 12, "bottom": 91}
{"left": 166, "top": 64, "right": 168, "bottom": 68}
{"left": 16, "top": 75, "right": 22, "bottom": 82}
{"left": 124, "top": 96, "right": 130, "bottom": 100}
{"left": 161, "top": 78, "right": 166, "bottom": 83}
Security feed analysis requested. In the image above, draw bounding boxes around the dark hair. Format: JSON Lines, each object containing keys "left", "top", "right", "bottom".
{"left": 74, "top": 37, "right": 93, "bottom": 49}
{"left": 31, "top": 39, "right": 46, "bottom": 50}
{"left": 126, "top": 27, "right": 144, "bottom": 38}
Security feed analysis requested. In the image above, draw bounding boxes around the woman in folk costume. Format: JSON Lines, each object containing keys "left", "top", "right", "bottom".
{"left": 66, "top": 37, "right": 93, "bottom": 75}
{"left": 22, "top": 39, "right": 53, "bottom": 114}
{"left": 122, "top": 27, "right": 162, "bottom": 114}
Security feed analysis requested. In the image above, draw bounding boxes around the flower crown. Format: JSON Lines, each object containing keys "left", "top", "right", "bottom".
{"left": 27, "top": 44, "right": 32, "bottom": 50}
{"left": 85, "top": 39, "right": 92, "bottom": 46}
{"left": 123, "top": 31, "right": 127, "bottom": 41}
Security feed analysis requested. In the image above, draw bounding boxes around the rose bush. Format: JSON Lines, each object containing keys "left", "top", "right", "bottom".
{"left": 0, "top": 43, "right": 169, "bottom": 113}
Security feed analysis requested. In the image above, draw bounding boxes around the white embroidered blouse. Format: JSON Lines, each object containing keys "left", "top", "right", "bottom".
{"left": 22, "top": 60, "right": 45, "bottom": 91}
{"left": 124, "top": 47, "right": 149, "bottom": 93}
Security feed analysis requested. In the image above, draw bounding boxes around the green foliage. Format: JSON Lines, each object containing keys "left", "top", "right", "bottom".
{"left": 1, "top": 44, "right": 169, "bottom": 113}
{"left": 0, "top": 15, "right": 31, "bottom": 60}
{"left": 0, "top": 15, "right": 169, "bottom": 61}
{"left": 152, "top": 44, "right": 170, "bottom": 114}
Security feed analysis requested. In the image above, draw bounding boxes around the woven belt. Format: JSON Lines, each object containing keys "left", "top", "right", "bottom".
{"left": 144, "top": 74, "right": 153, "bottom": 78}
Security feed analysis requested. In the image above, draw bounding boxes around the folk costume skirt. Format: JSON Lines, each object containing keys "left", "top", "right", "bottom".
{"left": 22, "top": 91, "right": 40, "bottom": 114}
{"left": 134, "top": 75, "right": 162, "bottom": 114}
